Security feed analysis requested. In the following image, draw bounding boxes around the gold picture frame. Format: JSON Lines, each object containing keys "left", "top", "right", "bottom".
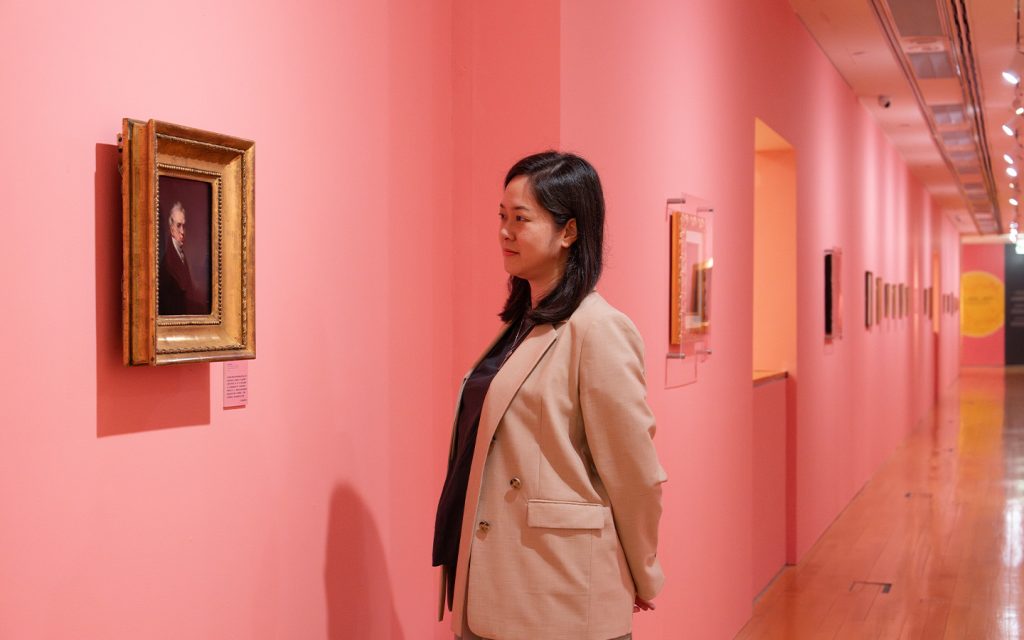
{"left": 120, "top": 119, "right": 255, "bottom": 366}
{"left": 668, "top": 205, "right": 712, "bottom": 345}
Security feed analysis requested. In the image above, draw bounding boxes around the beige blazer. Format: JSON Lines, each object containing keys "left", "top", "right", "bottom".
{"left": 439, "top": 291, "right": 667, "bottom": 640}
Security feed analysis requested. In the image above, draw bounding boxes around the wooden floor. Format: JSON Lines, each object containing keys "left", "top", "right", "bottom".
{"left": 735, "top": 368, "right": 1024, "bottom": 639}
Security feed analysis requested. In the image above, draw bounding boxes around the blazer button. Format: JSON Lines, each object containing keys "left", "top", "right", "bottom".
{"left": 478, "top": 521, "right": 491, "bottom": 532}
{"left": 509, "top": 477, "right": 522, "bottom": 489}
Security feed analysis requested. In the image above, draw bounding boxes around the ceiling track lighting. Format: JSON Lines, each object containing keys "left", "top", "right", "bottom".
{"left": 1007, "top": 51, "right": 1024, "bottom": 87}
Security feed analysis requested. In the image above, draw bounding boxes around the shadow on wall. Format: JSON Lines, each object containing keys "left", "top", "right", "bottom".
{"left": 94, "top": 143, "right": 210, "bottom": 437}
{"left": 325, "top": 484, "right": 405, "bottom": 640}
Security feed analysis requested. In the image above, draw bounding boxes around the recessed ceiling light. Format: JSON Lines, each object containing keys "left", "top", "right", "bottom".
{"left": 1004, "top": 70, "right": 1021, "bottom": 84}
{"left": 1009, "top": 167, "right": 1020, "bottom": 177}
{"left": 1006, "top": 154, "right": 1016, "bottom": 164}
{"left": 1004, "top": 122, "right": 1017, "bottom": 136}
{"left": 1011, "top": 197, "right": 1019, "bottom": 206}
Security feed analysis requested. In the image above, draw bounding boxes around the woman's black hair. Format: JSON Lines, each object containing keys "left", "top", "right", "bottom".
{"left": 500, "top": 151, "right": 605, "bottom": 325}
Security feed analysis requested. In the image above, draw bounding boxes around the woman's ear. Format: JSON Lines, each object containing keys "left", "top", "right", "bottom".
{"left": 561, "top": 219, "right": 578, "bottom": 248}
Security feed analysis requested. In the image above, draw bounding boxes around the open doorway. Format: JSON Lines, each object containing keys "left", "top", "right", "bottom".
{"left": 751, "top": 118, "right": 797, "bottom": 600}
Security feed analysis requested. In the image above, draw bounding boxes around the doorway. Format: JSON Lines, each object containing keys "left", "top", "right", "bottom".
{"left": 751, "top": 118, "right": 797, "bottom": 600}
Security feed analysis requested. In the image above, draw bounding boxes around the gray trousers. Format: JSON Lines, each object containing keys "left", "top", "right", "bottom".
{"left": 456, "top": 612, "right": 632, "bottom": 639}
{"left": 458, "top": 617, "right": 631, "bottom": 640}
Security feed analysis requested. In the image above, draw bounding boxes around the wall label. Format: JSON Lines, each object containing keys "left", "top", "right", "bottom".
{"left": 224, "top": 361, "right": 249, "bottom": 408}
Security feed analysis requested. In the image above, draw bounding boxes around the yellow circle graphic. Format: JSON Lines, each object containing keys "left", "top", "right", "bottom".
{"left": 960, "top": 270, "right": 1004, "bottom": 338}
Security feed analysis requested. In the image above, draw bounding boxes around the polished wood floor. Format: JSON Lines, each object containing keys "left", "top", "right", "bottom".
{"left": 736, "top": 368, "right": 1024, "bottom": 639}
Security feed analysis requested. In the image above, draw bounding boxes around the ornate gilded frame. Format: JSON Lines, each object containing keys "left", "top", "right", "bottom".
{"left": 120, "top": 119, "right": 255, "bottom": 365}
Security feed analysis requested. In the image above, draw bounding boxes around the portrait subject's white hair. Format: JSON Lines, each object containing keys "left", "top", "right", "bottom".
{"left": 168, "top": 201, "right": 186, "bottom": 227}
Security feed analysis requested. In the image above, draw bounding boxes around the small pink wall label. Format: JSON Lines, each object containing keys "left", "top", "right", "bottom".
{"left": 223, "top": 361, "right": 249, "bottom": 408}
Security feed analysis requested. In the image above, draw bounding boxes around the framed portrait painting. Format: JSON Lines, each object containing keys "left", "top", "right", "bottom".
{"left": 120, "top": 119, "right": 255, "bottom": 365}
{"left": 865, "top": 271, "right": 874, "bottom": 328}
{"left": 875, "top": 276, "right": 883, "bottom": 325}
{"left": 824, "top": 248, "right": 842, "bottom": 340}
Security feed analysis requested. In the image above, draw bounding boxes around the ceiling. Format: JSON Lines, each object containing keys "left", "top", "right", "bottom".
{"left": 790, "top": 0, "right": 1022, "bottom": 236}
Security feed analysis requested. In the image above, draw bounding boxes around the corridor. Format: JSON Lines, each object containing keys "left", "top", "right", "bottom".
{"left": 737, "top": 368, "right": 1024, "bottom": 639}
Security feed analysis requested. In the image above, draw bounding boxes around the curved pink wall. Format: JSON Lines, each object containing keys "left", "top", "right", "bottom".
{"left": 553, "top": 1, "right": 958, "bottom": 637}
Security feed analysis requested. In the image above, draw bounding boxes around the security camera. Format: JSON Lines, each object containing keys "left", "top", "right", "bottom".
{"left": 878, "top": 95, "right": 892, "bottom": 109}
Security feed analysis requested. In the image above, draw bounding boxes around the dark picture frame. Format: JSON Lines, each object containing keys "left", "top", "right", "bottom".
{"left": 825, "top": 248, "right": 842, "bottom": 340}
{"left": 865, "top": 271, "right": 874, "bottom": 328}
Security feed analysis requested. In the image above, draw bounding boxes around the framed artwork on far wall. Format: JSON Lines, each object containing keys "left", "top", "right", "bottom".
{"left": 865, "top": 271, "right": 874, "bottom": 328}
{"left": 825, "top": 248, "right": 842, "bottom": 340}
{"left": 875, "top": 276, "right": 883, "bottom": 325}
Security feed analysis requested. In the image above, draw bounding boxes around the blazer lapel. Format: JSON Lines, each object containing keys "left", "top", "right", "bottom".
{"left": 446, "top": 324, "right": 511, "bottom": 466}
{"left": 474, "top": 322, "right": 558, "bottom": 457}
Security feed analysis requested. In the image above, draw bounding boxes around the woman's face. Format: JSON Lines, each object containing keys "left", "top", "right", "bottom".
{"left": 498, "top": 176, "right": 576, "bottom": 287}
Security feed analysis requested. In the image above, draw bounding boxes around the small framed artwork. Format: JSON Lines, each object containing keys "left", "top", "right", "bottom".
{"left": 884, "top": 283, "right": 891, "bottom": 318}
{"left": 121, "top": 119, "right": 256, "bottom": 366}
{"left": 875, "top": 276, "right": 883, "bottom": 325}
{"left": 668, "top": 199, "right": 713, "bottom": 346}
{"left": 865, "top": 271, "right": 874, "bottom": 328}
{"left": 824, "top": 248, "right": 842, "bottom": 340}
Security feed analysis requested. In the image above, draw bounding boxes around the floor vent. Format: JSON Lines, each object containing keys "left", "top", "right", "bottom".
{"left": 851, "top": 581, "right": 893, "bottom": 594}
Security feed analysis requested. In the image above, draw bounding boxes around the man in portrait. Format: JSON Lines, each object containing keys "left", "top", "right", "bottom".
{"left": 159, "top": 202, "right": 205, "bottom": 315}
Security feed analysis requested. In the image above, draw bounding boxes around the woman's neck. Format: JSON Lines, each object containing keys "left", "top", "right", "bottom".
{"left": 528, "top": 271, "right": 562, "bottom": 308}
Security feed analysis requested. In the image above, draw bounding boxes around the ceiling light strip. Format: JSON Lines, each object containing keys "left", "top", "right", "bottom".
{"left": 866, "top": 0, "right": 985, "bottom": 233}
{"left": 946, "top": 0, "right": 1003, "bottom": 233}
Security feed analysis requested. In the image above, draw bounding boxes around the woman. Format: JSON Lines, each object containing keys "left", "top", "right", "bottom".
{"left": 433, "top": 152, "right": 666, "bottom": 640}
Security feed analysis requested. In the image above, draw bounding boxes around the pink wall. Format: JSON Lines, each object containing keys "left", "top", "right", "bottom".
{"left": 1, "top": 0, "right": 964, "bottom": 639}
{"left": 450, "top": 0, "right": 562, "bottom": 372}
{"left": 751, "top": 379, "right": 788, "bottom": 599}
{"left": 937, "top": 217, "right": 962, "bottom": 390}
{"left": 960, "top": 243, "right": 1006, "bottom": 366}
{"left": 0, "top": 0, "right": 453, "bottom": 638}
